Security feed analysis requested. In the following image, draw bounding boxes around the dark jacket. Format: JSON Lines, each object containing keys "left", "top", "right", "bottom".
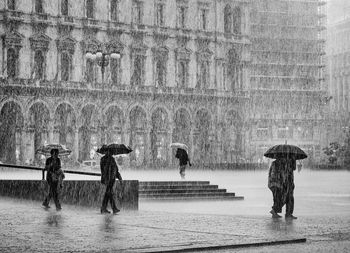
{"left": 100, "top": 154, "right": 122, "bottom": 185}
{"left": 268, "top": 159, "right": 284, "bottom": 189}
{"left": 45, "top": 157, "right": 62, "bottom": 183}
{"left": 175, "top": 149, "right": 190, "bottom": 166}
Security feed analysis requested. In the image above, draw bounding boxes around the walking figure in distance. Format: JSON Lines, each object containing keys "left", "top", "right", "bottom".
{"left": 175, "top": 148, "right": 191, "bottom": 179}
{"left": 100, "top": 147, "right": 122, "bottom": 214}
{"left": 42, "top": 149, "right": 65, "bottom": 211}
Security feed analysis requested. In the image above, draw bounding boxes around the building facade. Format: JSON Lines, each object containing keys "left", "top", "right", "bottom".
{"left": 249, "top": 0, "right": 327, "bottom": 163}
{"left": 326, "top": 0, "right": 350, "bottom": 144}
{"left": 0, "top": 0, "right": 251, "bottom": 167}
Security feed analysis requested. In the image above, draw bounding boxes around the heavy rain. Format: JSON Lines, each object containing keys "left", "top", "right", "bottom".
{"left": 0, "top": 0, "right": 350, "bottom": 252}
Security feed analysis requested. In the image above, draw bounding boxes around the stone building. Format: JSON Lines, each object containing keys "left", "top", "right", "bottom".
{"left": 249, "top": 0, "right": 327, "bottom": 163}
{"left": 0, "top": 0, "right": 251, "bottom": 167}
{"left": 326, "top": 0, "right": 350, "bottom": 143}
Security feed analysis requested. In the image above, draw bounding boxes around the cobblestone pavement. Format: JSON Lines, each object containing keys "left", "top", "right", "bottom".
{"left": 1, "top": 197, "right": 350, "bottom": 253}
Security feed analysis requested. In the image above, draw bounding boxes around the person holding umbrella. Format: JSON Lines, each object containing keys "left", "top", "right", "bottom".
{"left": 42, "top": 148, "right": 65, "bottom": 211}
{"left": 264, "top": 144, "right": 307, "bottom": 219}
{"left": 175, "top": 148, "right": 192, "bottom": 179}
{"left": 99, "top": 145, "right": 124, "bottom": 214}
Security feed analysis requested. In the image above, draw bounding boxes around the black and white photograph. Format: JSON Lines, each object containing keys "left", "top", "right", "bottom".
{"left": 0, "top": 0, "right": 349, "bottom": 252}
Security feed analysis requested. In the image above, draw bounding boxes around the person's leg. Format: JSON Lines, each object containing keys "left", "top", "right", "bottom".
{"left": 270, "top": 187, "right": 282, "bottom": 218}
{"left": 108, "top": 181, "right": 119, "bottom": 214}
{"left": 43, "top": 183, "right": 53, "bottom": 207}
{"left": 50, "top": 182, "right": 61, "bottom": 210}
{"left": 285, "top": 189, "right": 296, "bottom": 219}
{"left": 101, "top": 184, "right": 110, "bottom": 213}
{"left": 180, "top": 165, "right": 186, "bottom": 179}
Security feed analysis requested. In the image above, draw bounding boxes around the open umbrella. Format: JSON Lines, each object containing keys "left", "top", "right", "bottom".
{"left": 97, "top": 144, "right": 133, "bottom": 156}
{"left": 36, "top": 143, "right": 72, "bottom": 157}
{"left": 170, "top": 143, "right": 189, "bottom": 152}
{"left": 264, "top": 144, "right": 307, "bottom": 160}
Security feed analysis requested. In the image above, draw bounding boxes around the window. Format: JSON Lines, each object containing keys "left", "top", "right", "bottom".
{"left": 7, "top": 48, "right": 18, "bottom": 78}
{"left": 178, "top": 6, "right": 186, "bottom": 28}
{"left": 178, "top": 61, "right": 187, "bottom": 87}
{"left": 86, "top": 0, "right": 94, "bottom": 19}
{"left": 257, "top": 127, "right": 269, "bottom": 139}
{"left": 198, "top": 61, "right": 209, "bottom": 89}
{"left": 233, "top": 7, "right": 241, "bottom": 34}
{"left": 156, "top": 3, "right": 164, "bottom": 26}
{"left": 277, "top": 127, "right": 288, "bottom": 139}
{"left": 111, "top": 0, "right": 118, "bottom": 21}
{"left": 86, "top": 58, "right": 95, "bottom": 82}
{"left": 224, "top": 5, "right": 232, "bottom": 33}
{"left": 110, "top": 58, "right": 120, "bottom": 84}
{"left": 155, "top": 60, "right": 165, "bottom": 87}
{"left": 199, "top": 9, "right": 208, "bottom": 30}
{"left": 8, "top": 0, "right": 16, "bottom": 10}
{"left": 133, "top": 1, "right": 143, "bottom": 24}
{"left": 34, "top": 50, "right": 44, "bottom": 79}
{"left": 35, "top": 0, "right": 43, "bottom": 13}
{"left": 61, "top": 0, "right": 69, "bottom": 16}
{"left": 61, "top": 52, "right": 72, "bottom": 81}
{"left": 132, "top": 55, "right": 145, "bottom": 86}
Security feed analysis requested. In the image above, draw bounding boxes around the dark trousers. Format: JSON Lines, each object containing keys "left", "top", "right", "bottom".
{"left": 271, "top": 187, "right": 283, "bottom": 213}
{"left": 179, "top": 165, "right": 186, "bottom": 179}
{"left": 285, "top": 189, "right": 294, "bottom": 215}
{"left": 101, "top": 181, "right": 117, "bottom": 211}
{"left": 43, "top": 181, "right": 61, "bottom": 208}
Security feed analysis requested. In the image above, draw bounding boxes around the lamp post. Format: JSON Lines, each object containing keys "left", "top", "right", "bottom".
{"left": 85, "top": 51, "right": 121, "bottom": 83}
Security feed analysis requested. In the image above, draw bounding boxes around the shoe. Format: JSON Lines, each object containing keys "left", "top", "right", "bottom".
{"left": 113, "top": 209, "right": 120, "bottom": 214}
{"left": 56, "top": 207, "right": 62, "bottom": 211}
{"left": 42, "top": 203, "right": 50, "bottom": 208}
{"left": 101, "top": 209, "right": 111, "bottom": 214}
{"left": 270, "top": 209, "right": 282, "bottom": 218}
{"left": 285, "top": 214, "right": 297, "bottom": 219}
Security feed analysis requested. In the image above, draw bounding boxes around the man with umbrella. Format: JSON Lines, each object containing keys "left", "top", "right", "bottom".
{"left": 42, "top": 148, "right": 65, "bottom": 211}
{"left": 265, "top": 144, "right": 307, "bottom": 219}
{"left": 98, "top": 144, "right": 131, "bottom": 214}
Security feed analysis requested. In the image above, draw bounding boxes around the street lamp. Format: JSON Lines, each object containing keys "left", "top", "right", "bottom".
{"left": 85, "top": 51, "right": 121, "bottom": 83}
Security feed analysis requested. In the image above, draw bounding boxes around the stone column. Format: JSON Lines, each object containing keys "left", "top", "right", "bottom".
{"left": 189, "top": 127, "right": 194, "bottom": 161}
{"left": 20, "top": 127, "right": 27, "bottom": 164}
{"left": 144, "top": 125, "right": 151, "bottom": 167}
{"left": 167, "top": 124, "right": 173, "bottom": 166}
{"left": 48, "top": 119, "right": 54, "bottom": 143}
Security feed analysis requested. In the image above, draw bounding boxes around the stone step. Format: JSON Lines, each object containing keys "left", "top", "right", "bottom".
{"left": 139, "top": 181, "right": 210, "bottom": 186}
{"left": 139, "top": 189, "right": 227, "bottom": 194}
{"left": 139, "top": 192, "right": 244, "bottom": 200}
{"left": 139, "top": 185, "right": 219, "bottom": 190}
{"left": 140, "top": 195, "right": 244, "bottom": 200}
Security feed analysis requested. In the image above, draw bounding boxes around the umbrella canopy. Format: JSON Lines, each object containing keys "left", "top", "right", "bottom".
{"left": 97, "top": 144, "right": 133, "bottom": 156}
{"left": 264, "top": 144, "right": 307, "bottom": 160}
{"left": 170, "top": 143, "right": 189, "bottom": 152}
{"left": 36, "top": 143, "right": 72, "bottom": 157}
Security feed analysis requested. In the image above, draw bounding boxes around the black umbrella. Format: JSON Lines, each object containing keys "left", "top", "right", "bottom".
{"left": 264, "top": 144, "right": 307, "bottom": 160}
{"left": 97, "top": 144, "right": 133, "bottom": 156}
{"left": 36, "top": 143, "right": 72, "bottom": 157}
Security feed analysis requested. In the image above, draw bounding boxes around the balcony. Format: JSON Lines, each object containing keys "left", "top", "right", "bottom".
{"left": 4, "top": 10, "right": 24, "bottom": 23}
{"left": 82, "top": 18, "right": 100, "bottom": 29}
{"left": 58, "top": 15, "right": 75, "bottom": 27}
{"left": 31, "top": 13, "right": 50, "bottom": 25}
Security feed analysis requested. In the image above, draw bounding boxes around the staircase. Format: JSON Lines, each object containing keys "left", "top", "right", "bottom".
{"left": 139, "top": 181, "right": 244, "bottom": 200}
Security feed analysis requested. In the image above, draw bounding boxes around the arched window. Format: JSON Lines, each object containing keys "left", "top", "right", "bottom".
{"left": 110, "top": 58, "right": 120, "bottom": 84}
{"left": 61, "top": 51, "right": 71, "bottom": 81}
{"left": 8, "top": 0, "right": 16, "bottom": 10}
{"left": 156, "top": 60, "right": 165, "bottom": 87}
{"left": 86, "top": 58, "right": 95, "bottom": 83}
{"left": 199, "top": 61, "right": 209, "bottom": 89}
{"left": 7, "top": 48, "right": 18, "bottom": 78}
{"left": 34, "top": 50, "right": 44, "bottom": 79}
{"left": 224, "top": 5, "right": 232, "bottom": 33}
{"left": 35, "top": 0, "right": 43, "bottom": 13}
{"left": 86, "top": 0, "right": 94, "bottom": 18}
{"left": 178, "top": 61, "right": 187, "bottom": 87}
{"left": 61, "top": 0, "right": 69, "bottom": 16}
{"left": 227, "top": 49, "right": 240, "bottom": 91}
{"left": 233, "top": 7, "right": 241, "bottom": 34}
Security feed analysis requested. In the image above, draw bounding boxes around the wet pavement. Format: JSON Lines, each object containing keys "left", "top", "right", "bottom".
{"left": 0, "top": 169, "right": 350, "bottom": 252}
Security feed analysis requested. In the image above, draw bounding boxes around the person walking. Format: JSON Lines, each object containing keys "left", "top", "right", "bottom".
{"left": 100, "top": 147, "right": 122, "bottom": 214}
{"left": 268, "top": 158, "right": 284, "bottom": 218}
{"left": 42, "top": 148, "right": 65, "bottom": 211}
{"left": 175, "top": 148, "right": 191, "bottom": 179}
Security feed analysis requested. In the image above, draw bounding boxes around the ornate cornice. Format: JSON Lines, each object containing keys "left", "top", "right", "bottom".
{"left": 29, "top": 33, "right": 51, "bottom": 51}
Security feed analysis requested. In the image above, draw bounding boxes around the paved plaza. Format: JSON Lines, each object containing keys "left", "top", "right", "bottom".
{"left": 1, "top": 170, "right": 350, "bottom": 252}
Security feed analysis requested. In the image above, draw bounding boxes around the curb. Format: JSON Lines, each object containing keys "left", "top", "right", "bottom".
{"left": 142, "top": 238, "right": 307, "bottom": 253}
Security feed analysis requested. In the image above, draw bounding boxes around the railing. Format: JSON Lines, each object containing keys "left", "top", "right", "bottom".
{"left": 0, "top": 163, "right": 100, "bottom": 180}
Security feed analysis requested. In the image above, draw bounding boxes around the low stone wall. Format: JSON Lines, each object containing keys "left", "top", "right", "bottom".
{"left": 0, "top": 180, "right": 138, "bottom": 210}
